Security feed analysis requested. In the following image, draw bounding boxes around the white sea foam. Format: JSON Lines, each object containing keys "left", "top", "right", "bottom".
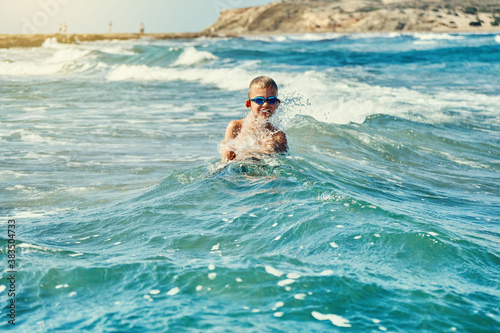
{"left": 0, "top": 60, "right": 64, "bottom": 76}
{"left": 167, "top": 287, "right": 180, "bottom": 295}
{"left": 274, "top": 301, "right": 285, "bottom": 309}
{"left": 173, "top": 47, "right": 217, "bottom": 66}
{"left": 412, "top": 40, "right": 438, "bottom": 46}
{"left": 277, "top": 279, "right": 295, "bottom": 286}
{"left": 18, "top": 243, "right": 63, "bottom": 252}
{"left": 1, "top": 211, "right": 45, "bottom": 219}
{"left": 413, "top": 33, "right": 464, "bottom": 41}
{"left": 495, "top": 35, "right": 500, "bottom": 44}
{"left": 291, "top": 32, "right": 345, "bottom": 41}
{"left": 244, "top": 33, "right": 345, "bottom": 42}
{"left": 21, "top": 133, "right": 53, "bottom": 143}
{"left": 294, "top": 293, "right": 306, "bottom": 300}
{"left": 0, "top": 208, "right": 78, "bottom": 220}
{"left": 311, "top": 311, "right": 351, "bottom": 327}
{"left": 46, "top": 48, "right": 91, "bottom": 64}
{"left": 0, "top": 170, "right": 29, "bottom": 179}
{"left": 83, "top": 41, "right": 137, "bottom": 55}
{"left": 265, "top": 265, "right": 284, "bottom": 277}
{"left": 348, "top": 32, "right": 401, "bottom": 40}
{"left": 106, "top": 64, "right": 251, "bottom": 90}
{"left": 41, "top": 37, "right": 63, "bottom": 49}
{"left": 0, "top": 38, "right": 92, "bottom": 76}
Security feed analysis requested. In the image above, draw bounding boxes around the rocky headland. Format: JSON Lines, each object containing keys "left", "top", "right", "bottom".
{"left": 204, "top": 0, "right": 500, "bottom": 35}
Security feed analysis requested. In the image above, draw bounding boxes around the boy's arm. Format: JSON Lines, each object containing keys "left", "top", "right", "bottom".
{"left": 273, "top": 131, "right": 288, "bottom": 152}
{"left": 221, "top": 120, "right": 240, "bottom": 162}
{"left": 256, "top": 131, "right": 287, "bottom": 155}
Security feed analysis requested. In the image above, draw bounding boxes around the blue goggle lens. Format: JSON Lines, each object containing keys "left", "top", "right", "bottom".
{"left": 251, "top": 96, "right": 278, "bottom": 105}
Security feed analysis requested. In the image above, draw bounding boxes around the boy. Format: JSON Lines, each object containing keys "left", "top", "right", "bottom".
{"left": 221, "top": 76, "right": 287, "bottom": 162}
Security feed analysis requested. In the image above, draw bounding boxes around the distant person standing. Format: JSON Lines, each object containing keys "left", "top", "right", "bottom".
{"left": 58, "top": 23, "right": 62, "bottom": 34}
{"left": 109, "top": 21, "right": 113, "bottom": 34}
{"left": 63, "top": 23, "right": 67, "bottom": 35}
{"left": 139, "top": 23, "right": 145, "bottom": 37}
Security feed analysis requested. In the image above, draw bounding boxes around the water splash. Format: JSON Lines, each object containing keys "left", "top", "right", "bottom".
{"left": 272, "top": 90, "right": 312, "bottom": 130}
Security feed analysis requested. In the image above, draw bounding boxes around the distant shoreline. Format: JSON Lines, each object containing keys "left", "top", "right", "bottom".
{"left": 0, "top": 32, "right": 223, "bottom": 49}
{"left": 1, "top": 28, "right": 499, "bottom": 49}
{"left": 2, "top": 1, "right": 500, "bottom": 49}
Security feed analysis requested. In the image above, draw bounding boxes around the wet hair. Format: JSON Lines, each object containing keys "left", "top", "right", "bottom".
{"left": 248, "top": 76, "right": 278, "bottom": 98}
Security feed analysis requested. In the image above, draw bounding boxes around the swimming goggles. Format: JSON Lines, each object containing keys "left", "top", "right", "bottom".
{"left": 249, "top": 96, "right": 279, "bottom": 105}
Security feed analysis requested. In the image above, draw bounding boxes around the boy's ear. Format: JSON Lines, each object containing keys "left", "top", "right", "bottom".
{"left": 245, "top": 100, "right": 251, "bottom": 108}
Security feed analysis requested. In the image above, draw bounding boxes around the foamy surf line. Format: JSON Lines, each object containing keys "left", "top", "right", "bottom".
{"left": 105, "top": 61, "right": 500, "bottom": 126}
{"left": 106, "top": 64, "right": 252, "bottom": 90}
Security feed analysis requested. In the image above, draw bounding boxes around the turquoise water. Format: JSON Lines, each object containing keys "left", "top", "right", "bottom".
{"left": 1, "top": 33, "right": 499, "bottom": 332}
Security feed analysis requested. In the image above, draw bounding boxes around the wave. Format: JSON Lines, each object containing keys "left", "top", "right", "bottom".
{"left": 106, "top": 62, "right": 500, "bottom": 126}
{"left": 243, "top": 33, "right": 346, "bottom": 42}
{"left": 412, "top": 33, "right": 464, "bottom": 41}
{"left": 106, "top": 64, "right": 252, "bottom": 90}
{"left": 0, "top": 38, "right": 140, "bottom": 76}
{"left": 0, "top": 38, "right": 94, "bottom": 76}
{"left": 0, "top": 60, "right": 65, "bottom": 76}
{"left": 4, "top": 36, "right": 498, "bottom": 127}
{"left": 43, "top": 37, "right": 136, "bottom": 56}
{"left": 273, "top": 70, "right": 500, "bottom": 126}
{"left": 172, "top": 46, "right": 217, "bottom": 66}
{"left": 347, "top": 32, "right": 402, "bottom": 40}
{"left": 242, "top": 32, "right": 405, "bottom": 43}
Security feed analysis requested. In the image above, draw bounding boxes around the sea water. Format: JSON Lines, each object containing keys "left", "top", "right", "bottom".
{"left": 0, "top": 33, "right": 499, "bottom": 332}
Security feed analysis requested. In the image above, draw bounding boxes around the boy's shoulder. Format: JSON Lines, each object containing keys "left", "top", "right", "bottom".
{"left": 225, "top": 118, "right": 245, "bottom": 139}
{"left": 227, "top": 118, "right": 245, "bottom": 132}
{"left": 228, "top": 118, "right": 244, "bottom": 127}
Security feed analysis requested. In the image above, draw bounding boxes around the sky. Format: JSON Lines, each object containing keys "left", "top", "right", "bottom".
{"left": 0, "top": 0, "right": 274, "bottom": 34}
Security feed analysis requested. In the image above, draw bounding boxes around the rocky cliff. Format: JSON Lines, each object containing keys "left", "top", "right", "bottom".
{"left": 204, "top": 0, "right": 500, "bottom": 34}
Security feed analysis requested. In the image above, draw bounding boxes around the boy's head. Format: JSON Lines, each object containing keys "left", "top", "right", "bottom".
{"left": 248, "top": 76, "right": 278, "bottom": 98}
{"left": 246, "top": 76, "right": 280, "bottom": 119}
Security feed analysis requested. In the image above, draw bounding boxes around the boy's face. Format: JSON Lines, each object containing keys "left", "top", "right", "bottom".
{"left": 246, "top": 86, "right": 280, "bottom": 119}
